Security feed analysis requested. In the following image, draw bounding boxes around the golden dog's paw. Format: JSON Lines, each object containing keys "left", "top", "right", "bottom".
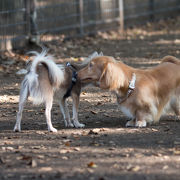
{"left": 135, "top": 120, "right": 147, "bottom": 128}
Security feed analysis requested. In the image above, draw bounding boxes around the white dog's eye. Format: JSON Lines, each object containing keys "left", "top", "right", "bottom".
{"left": 89, "top": 62, "right": 93, "bottom": 68}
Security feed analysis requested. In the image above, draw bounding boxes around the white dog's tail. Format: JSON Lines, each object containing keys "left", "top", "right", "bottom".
{"left": 70, "top": 51, "right": 103, "bottom": 70}
{"left": 22, "top": 50, "right": 64, "bottom": 105}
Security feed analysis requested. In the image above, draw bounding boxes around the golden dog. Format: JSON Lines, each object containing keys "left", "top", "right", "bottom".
{"left": 78, "top": 55, "right": 180, "bottom": 127}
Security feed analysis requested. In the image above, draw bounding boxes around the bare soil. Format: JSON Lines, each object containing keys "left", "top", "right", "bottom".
{"left": 0, "top": 18, "right": 180, "bottom": 180}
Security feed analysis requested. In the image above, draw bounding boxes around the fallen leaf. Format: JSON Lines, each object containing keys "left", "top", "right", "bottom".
{"left": 24, "top": 56, "right": 29, "bottom": 61}
{"left": 87, "top": 162, "right": 97, "bottom": 168}
{"left": 96, "top": 102, "right": 102, "bottom": 105}
{"left": 37, "top": 155, "right": 45, "bottom": 159}
{"left": 88, "top": 129, "right": 99, "bottom": 135}
{"left": 90, "top": 110, "right": 98, "bottom": 114}
{"left": 28, "top": 159, "right": 37, "bottom": 168}
{"left": 4, "top": 141, "right": 13, "bottom": 145}
{"left": 0, "top": 157, "right": 5, "bottom": 164}
{"left": 104, "top": 113, "right": 111, "bottom": 117}
{"left": 62, "top": 139, "right": 71, "bottom": 143}
{"left": 151, "top": 128, "right": 158, "bottom": 132}
{"left": 94, "top": 143, "right": 100, "bottom": 147}
{"left": 61, "top": 156, "right": 68, "bottom": 160}
{"left": 2, "top": 147, "right": 14, "bottom": 151}
{"left": 82, "top": 92, "right": 86, "bottom": 95}
{"left": 32, "top": 146, "right": 41, "bottom": 149}
{"left": 21, "top": 155, "right": 32, "bottom": 161}
{"left": 65, "top": 142, "right": 70, "bottom": 147}
{"left": 39, "top": 167, "right": 52, "bottom": 172}
{"left": 59, "top": 149, "right": 72, "bottom": 154}
{"left": 17, "top": 146, "right": 24, "bottom": 150}
{"left": 36, "top": 131, "right": 46, "bottom": 135}
{"left": 73, "top": 147, "right": 80, "bottom": 151}
{"left": 132, "top": 166, "right": 140, "bottom": 172}
{"left": 59, "top": 149, "right": 68, "bottom": 154}
{"left": 87, "top": 168, "right": 94, "bottom": 173}
{"left": 173, "top": 150, "right": 180, "bottom": 155}
{"left": 163, "top": 165, "right": 168, "bottom": 170}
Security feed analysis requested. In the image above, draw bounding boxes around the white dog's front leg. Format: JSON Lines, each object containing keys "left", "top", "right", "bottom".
{"left": 72, "top": 94, "right": 85, "bottom": 128}
{"left": 125, "top": 119, "right": 135, "bottom": 127}
{"left": 59, "top": 98, "right": 74, "bottom": 127}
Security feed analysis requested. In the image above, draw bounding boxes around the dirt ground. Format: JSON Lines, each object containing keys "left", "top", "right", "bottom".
{"left": 0, "top": 18, "right": 180, "bottom": 180}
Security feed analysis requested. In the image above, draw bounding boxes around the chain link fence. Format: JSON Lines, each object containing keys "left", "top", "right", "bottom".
{"left": 0, "top": 0, "right": 180, "bottom": 51}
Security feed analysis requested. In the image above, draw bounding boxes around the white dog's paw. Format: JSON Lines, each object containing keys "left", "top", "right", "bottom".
{"left": 126, "top": 120, "right": 135, "bottom": 127}
{"left": 135, "top": 120, "right": 147, "bottom": 128}
{"left": 64, "top": 121, "right": 68, "bottom": 127}
{"left": 64, "top": 121, "right": 74, "bottom": 128}
{"left": 73, "top": 121, "right": 85, "bottom": 128}
{"left": 48, "top": 127, "right": 58, "bottom": 133}
{"left": 13, "top": 124, "right": 21, "bottom": 132}
{"left": 66, "top": 123, "right": 74, "bottom": 128}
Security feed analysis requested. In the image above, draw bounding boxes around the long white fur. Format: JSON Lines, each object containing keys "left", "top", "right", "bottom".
{"left": 25, "top": 50, "right": 64, "bottom": 105}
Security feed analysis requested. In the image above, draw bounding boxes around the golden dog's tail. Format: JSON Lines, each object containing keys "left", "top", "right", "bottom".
{"left": 162, "top": 56, "right": 180, "bottom": 65}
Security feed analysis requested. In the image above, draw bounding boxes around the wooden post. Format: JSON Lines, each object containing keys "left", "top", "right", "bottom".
{"left": 149, "top": 0, "right": 154, "bottom": 22}
{"left": 24, "top": 0, "right": 39, "bottom": 44}
{"left": 24, "top": 0, "right": 31, "bottom": 37}
{"left": 79, "top": 0, "right": 84, "bottom": 36}
{"left": 119, "top": 0, "right": 124, "bottom": 34}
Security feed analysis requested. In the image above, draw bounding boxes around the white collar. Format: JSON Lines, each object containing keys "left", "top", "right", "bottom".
{"left": 117, "top": 73, "right": 136, "bottom": 104}
{"left": 128, "top": 73, "right": 136, "bottom": 90}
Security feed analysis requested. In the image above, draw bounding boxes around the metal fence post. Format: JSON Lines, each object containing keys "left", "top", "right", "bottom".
{"left": 79, "top": 0, "right": 84, "bottom": 36}
{"left": 119, "top": 0, "right": 124, "bottom": 34}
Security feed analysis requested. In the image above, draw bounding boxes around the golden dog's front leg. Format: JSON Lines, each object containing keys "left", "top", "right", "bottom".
{"left": 135, "top": 119, "right": 147, "bottom": 127}
{"left": 134, "top": 111, "right": 153, "bottom": 127}
{"left": 126, "top": 118, "right": 147, "bottom": 127}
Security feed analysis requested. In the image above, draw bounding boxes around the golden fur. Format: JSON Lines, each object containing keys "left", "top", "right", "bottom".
{"left": 78, "top": 55, "right": 180, "bottom": 127}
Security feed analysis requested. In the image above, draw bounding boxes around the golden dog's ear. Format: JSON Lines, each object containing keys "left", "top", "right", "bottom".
{"left": 99, "top": 61, "right": 123, "bottom": 90}
{"left": 99, "top": 62, "right": 108, "bottom": 89}
{"left": 99, "top": 62, "right": 114, "bottom": 89}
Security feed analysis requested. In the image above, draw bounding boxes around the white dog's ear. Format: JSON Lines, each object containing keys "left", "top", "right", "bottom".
{"left": 89, "top": 51, "right": 103, "bottom": 59}
{"left": 89, "top": 51, "right": 99, "bottom": 59}
{"left": 99, "top": 52, "right": 103, "bottom": 56}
